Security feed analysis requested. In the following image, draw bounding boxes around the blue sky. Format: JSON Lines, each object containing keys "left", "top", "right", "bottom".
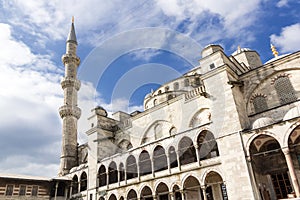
{"left": 0, "top": 0, "right": 300, "bottom": 177}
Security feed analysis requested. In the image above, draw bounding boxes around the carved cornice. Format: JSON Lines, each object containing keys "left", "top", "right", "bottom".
{"left": 59, "top": 105, "right": 81, "bottom": 119}
{"left": 61, "top": 77, "right": 81, "bottom": 90}
{"left": 62, "top": 54, "right": 80, "bottom": 66}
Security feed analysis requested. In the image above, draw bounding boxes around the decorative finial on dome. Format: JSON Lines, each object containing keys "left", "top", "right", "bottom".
{"left": 271, "top": 44, "right": 279, "bottom": 58}
{"left": 237, "top": 45, "right": 241, "bottom": 54}
{"left": 72, "top": 16, "right": 74, "bottom": 23}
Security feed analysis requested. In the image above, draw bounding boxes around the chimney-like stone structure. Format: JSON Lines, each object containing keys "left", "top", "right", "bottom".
{"left": 58, "top": 18, "right": 81, "bottom": 176}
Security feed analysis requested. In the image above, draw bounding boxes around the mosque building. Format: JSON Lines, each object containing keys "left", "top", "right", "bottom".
{"left": 2, "top": 19, "right": 300, "bottom": 200}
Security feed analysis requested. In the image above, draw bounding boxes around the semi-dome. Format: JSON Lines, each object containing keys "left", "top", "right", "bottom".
{"left": 252, "top": 117, "right": 275, "bottom": 129}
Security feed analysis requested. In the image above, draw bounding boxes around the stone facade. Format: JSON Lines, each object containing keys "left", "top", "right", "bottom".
{"left": 55, "top": 22, "right": 300, "bottom": 200}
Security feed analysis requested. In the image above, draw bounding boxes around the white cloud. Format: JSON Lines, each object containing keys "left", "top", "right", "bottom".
{"left": 276, "top": 0, "right": 289, "bottom": 7}
{"left": 2, "top": 0, "right": 263, "bottom": 47}
{"left": 0, "top": 23, "right": 63, "bottom": 177}
{"left": 270, "top": 23, "right": 300, "bottom": 53}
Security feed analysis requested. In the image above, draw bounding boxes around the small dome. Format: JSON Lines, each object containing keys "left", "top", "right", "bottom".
{"left": 95, "top": 106, "right": 107, "bottom": 117}
{"left": 283, "top": 106, "right": 300, "bottom": 121}
{"left": 145, "top": 93, "right": 152, "bottom": 99}
{"left": 252, "top": 117, "right": 274, "bottom": 129}
{"left": 232, "top": 47, "right": 252, "bottom": 56}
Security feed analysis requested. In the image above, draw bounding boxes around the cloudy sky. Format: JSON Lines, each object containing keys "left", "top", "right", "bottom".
{"left": 0, "top": 0, "right": 300, "bottom": 177}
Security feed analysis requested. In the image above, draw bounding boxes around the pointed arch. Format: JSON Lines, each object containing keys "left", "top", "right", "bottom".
{"left": 153, "top": 145, "right": 168, "bottom": 172}
{"left": 119, "top": 162, "right": 125, "bottom": 182}
{"left": 178, "top": 136, "right": 197, "bottom": 165}
{"left": 189, "top": 108, "right": 211, "bottom": 128}
{"left": 108, "top": 194, "right": 117, "bottom": 200}
{"left": 127, "top": 189, "right": 137, "bottom": 200}
{"left": 141, "top": 120, "right": 176, "bottom": 144}
{"left": 168, "top": 146, "right": 178, "bottom": 168}
{"left": 126, "top": 155, "right": 137, "bottom": 179}
{"left": 139, "top": 150, "right": 152, "bottom": 176}
{"left": 80, "top": 171, "right": 87, "bottom": 191}
{"left": 140, "top": 186, "right": 153, "bottom": 200}
{"left": 98, "top": 165, "right": 107, "bottom": 187}
{"left": 197, "top": 130, "right": 219, "bottom": 160}
{"left": 108, "top": 161, "right": 118, "bottom": 184}
{"left": 71, "top": 175, "right": 78, "bottom": 194}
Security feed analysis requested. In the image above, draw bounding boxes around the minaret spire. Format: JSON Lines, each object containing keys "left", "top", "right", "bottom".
{"left": 58, "top": 18, "right": 81, "bottom": 176}
{"left": 67, "top": 16, "right": 77, "bottom": 44}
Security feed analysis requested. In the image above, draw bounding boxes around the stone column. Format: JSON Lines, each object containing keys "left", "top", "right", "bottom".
{"left": 282, "top": 148, "right": 300, "bottom": 197}
{"left": 167, "top": 154, "right": 171, "bottom": 174}
{"left": 106, "top": 169, "right": 109, "bottom": 189}
{"left": 194, "top": 144, "right": 201, "bottom": 166}
{"left": 177, "top": 152, "right": 181, "bottom": 171}
{"left": 180, "top": 190, "right": 185, "bottom": 200}
{"left": 170, "top": 192, "right": 174, "bottom": 200}
{"left": 152, "top": 158, "right": 155, "bottom": 177}
{"left": 137, "top": 162, "right": 141, "bottom": 181}
{"left": 69, "top": 182, "right": 73, "bottom": 197}
{"left": 118, "top": 168, "right": 121, "bottom": 186}
{"left": 124, "top": 164, "right": 127, "bottom": 184}
{"left": 246, "top": 156, "right": 261, "bottom": 200}
{"left": 201, "top": 186, "right": 207, "bottom": 200}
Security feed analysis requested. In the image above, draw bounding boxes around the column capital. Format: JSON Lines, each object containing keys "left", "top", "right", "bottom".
{"left": 246, "top": 156, "right": 252, "bottom": 162}
{"left": 201, "top": 185, "right": 207, "bottom": 190}
{"left": 282, "top": 147, "right": 290, "bottom": 155}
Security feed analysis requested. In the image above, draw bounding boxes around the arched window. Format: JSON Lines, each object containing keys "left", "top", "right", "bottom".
{"left": 174, "top": 82, "right": 179, "bottom": 90}
{"left": 153, "top": 99, "right": 158, "bottom": 106}
{"left": 126, "top": 155, "right": 137, "bottom": 179}
{"left": 167, "top": 94, "right": 173, "bottom": 100}
{"left": 72, "top": 175, "right": 78, "bottom": 194}
{"left": 108, "top": 194, "right": 117, "bottom": 200}
{"left": 80, "top": 172, "right": 87, "bottom": 191}
{"left": 184, "top": 78, "right": 190, "bottom": 87}
{"left": 197, "top": 131, "right": 219, "bottom": 160}
{"left": 168, "top": 146, "right": 178, "bottom": 168}
{"left": 274, "top": 76, "right": 297, "bottom": 104}
{"left": 153, "top": 146, "right": 168, "bottom": 172}
{"left": 98, "top": 165, "right": 107, "bottom": 187}
{"left": 252, "top": 95, "right": 268, "bottom": 113}
{"left": 178, "top": 137, "right": 197, "bottom": 165}
{"left": 173, "top": 185, "right": 182, "bottom": 200}
{"left": 140, "top": 186, "right": 153, "bottom": 200}
{"left": 127, "top": 189, "right": 137, "bottom": 200}
{"left": 119, "top": 163, "right": 125, "bottom": 182}
{"left": 139, "top": 150, "right": 152, "bottom": 176}
{"left": 109, "top": 162, "right": 118, "bottom": 184}
{"left": 156, "top": 182, "right": 169, "bottom": 200}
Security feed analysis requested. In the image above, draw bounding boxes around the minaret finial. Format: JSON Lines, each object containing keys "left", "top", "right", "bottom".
{"left": 271, "top": 44, "right": 279, "bottom": 58}
{"left": 72, "top": 16, "right": 74, "bottom": 23}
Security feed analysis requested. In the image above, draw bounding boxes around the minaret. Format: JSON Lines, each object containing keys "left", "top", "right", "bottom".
{"left": 58, "top": 17, "right": 81, "bottom": 176}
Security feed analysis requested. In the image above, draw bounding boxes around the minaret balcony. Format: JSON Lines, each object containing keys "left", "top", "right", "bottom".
{"left": 59, "top": 105, "right": 81, "bottom": 119}
{"left": 61, "top": 77, "right": 81, "bottom": 90}
{"left": 62, "top": 54, "right": 80, "bottom": 66}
